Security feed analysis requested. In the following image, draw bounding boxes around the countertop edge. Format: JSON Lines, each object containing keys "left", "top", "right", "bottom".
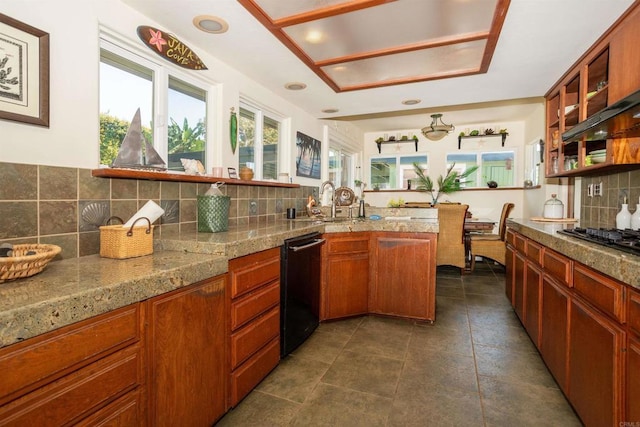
{"left": 507, "top": 219, "right": 640, "bottom": 288}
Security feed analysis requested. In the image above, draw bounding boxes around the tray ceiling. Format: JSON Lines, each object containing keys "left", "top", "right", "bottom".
{"left": 238, "top": 0, "right": 510, "bottom": 92}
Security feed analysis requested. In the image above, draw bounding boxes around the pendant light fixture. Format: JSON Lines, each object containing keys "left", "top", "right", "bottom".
{"left": 421, "top": 113, "right": 455, "bottom": 141}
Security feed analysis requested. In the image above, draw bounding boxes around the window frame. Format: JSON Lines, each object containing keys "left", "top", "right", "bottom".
{"left": 99, "top": 29, "right": 216, "bottom": 170}
{"left": 238, "top": 99, "right": 283, "bottom": 180}
{"left": 446, "top": 149, "right": 516, "bottom": 188}
{"left": 369, "top": 153, "right": 428, "bottom": 190}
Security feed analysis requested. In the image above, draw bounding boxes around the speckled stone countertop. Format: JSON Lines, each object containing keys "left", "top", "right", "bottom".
{"left": 507, "top": 219, "right": 640, "bottom": 289}
{"left": 0, "top": 217, "right": 439, "bottom": 349}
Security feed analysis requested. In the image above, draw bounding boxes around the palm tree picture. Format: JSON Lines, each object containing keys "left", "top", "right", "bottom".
{"left": 296, "top": 131, "right": 321, "bottom": 179}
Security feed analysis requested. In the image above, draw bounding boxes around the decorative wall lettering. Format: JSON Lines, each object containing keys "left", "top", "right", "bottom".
{"left": 137, "top": 25, "right": 207, "bottom": 70}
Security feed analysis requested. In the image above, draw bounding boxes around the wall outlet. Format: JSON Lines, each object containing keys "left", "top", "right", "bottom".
{"left": 593, "top": 182, "right": 603, "bottom": 197}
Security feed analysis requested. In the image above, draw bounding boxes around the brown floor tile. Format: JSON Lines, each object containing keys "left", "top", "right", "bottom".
{"left": 290, "top": 383, "right": 392, "bottom": 427}
{"left": 409, "top": 322, "right": 474, "bottom": 357}
{"left": 474, "top": 344, "right": 558, "bottom": 388}
{"left": 291, "top": 329, "right": 351, "bottom": 364}
{"left": 343, "top": 316, "right": 412, "bottom": 359}
{"left": 400, "top": 349, "right": 479, "bottom": 394}
{"left": 256, "top": 355, "right": 331, "bottom": 403}
{"left": 216, "top": 390, "right": 300, "bottom": 426}
{"left": 321, "top": 350, "right": 404, "bottom": 398}
{"left": 479, "top": 376, "right": 581, "bottom": 426}
{"left": 389, "top": 386, "right": 485, "bottom": 427}
{"left": 470, "top": 322, "right": 537, "bottom": 352}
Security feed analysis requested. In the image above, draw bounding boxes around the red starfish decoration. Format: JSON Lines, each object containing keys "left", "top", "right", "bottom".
{"left": 148, "top": 29, "right": 167, "bottom": 52}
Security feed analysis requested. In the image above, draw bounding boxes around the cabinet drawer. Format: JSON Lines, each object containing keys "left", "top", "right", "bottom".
{"left": 543, "top": 249, "right": 572, "bottom": 287}
{"left": 526, "top": 240, "right": 543, "bottom": 265}
{"left": 0, "top": 304, "right": 140, "bottom": 405}
{"left": 231, "top": 281, "right": 280, "bottom": 331}
{"left": 231, "top": 306, "right": 280, "bottom": 369}
{"left": 506, "top": 229, "right": 515, "bottom": 246}
{"left": 229, "top": 249, "right": 280, "bottom": 299}
{"left": 75, "top": 388, "right": 142, "bottom": 427}
{"left": 629, "top": 289, "right": 640, "bottom": 337}
{"left": 326, "top": 233, "right": 369, "bottom": 255}
{"left": 0, "top": 346, "right": 142, "bottom": 426}
{"left": 514, "top": 232, "right": 527, "bottom": 253}
{"left": 574, "top": 263, "right": 625, "bottom": 322}
{"left": 230, "top": 337, "right": 279, "bottom": 407}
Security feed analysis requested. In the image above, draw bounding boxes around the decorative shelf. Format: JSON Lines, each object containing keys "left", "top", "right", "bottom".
{"left": 375, "top": 139, "right": 418, "bottom": 153}
{"left": 91, "top": 168, "right": 300, "bottom": 188}
{"left": 457, "top": 132, "right": 508, "bottom": 149}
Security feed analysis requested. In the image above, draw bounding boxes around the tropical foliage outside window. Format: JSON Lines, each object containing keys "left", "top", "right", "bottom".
{"left": 99, "top": 43, "right": 209, "bottom": 170}
{"left": 239, "top": 104, "right": 280, "bottom": 180}
{"left": 446, "top": 151, "right": 515, "bottom": 188}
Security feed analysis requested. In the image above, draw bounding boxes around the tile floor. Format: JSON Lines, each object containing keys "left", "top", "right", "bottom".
{"left": 216, "top": 261, "right": 581, "bottom": 426}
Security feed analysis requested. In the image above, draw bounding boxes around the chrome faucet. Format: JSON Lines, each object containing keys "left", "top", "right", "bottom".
{"left": 319, "top": 180, "right": 337, "bottom": 219}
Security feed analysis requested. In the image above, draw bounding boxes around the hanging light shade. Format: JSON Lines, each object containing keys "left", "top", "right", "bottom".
{"left": 421, "top": 113, "right": 455, "bottom": 141}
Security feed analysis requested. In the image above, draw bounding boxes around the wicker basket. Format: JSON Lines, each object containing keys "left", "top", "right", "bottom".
{"left": 0, "top": 244, "right": 62, "bottom": 283}
{"left": 100, "top": 217, "right": 154, "bottom": 259}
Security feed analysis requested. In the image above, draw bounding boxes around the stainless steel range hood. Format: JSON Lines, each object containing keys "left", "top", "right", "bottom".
{"left": 562, "top": 88, "right": 640, "bottom": 142}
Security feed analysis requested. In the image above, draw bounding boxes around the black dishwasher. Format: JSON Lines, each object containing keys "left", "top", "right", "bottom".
{"left": 280, "top": 232, "right": 324, "bottom": 357}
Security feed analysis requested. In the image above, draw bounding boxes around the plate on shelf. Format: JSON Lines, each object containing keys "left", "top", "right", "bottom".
{"left": 590, "top": 149, "right": 607, "bottom": 156}
{"left": 591, "top": 156, "right": 607, "bottom": 164}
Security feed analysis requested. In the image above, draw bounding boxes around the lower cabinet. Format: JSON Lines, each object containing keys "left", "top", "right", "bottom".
{"left": 0, "top": 305, "right": 145, "bottom": 426}
{"left": 321, "top": 232, "right": 369, "bottom": 320}
{"left": 507, "top": 228, "right": 638, "bottom": 424}
{"left": 569, "top": 296, "right": 625, "bottom": 427}
{"left": 505, "top": 242, "right": 515, "bottom": 303}
{"left": 228, "top": 248, "right": 281, "bottom": 407}
{"left": 628, "top": 336, "right": 640, "bottom": 422}
{"left": 540, "top": 274, "right": 570, "bottom": 394}
{"left": 369, "top": 232, "right": 436, "bottom": 321}
{"left": 524, "top": 261, "right": 542, "bottom": 347}
{"left": 146, "top": 275, "right": 227, "bottom": 426}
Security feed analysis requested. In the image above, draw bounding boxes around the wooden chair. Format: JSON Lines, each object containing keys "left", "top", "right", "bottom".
{"left": 470, "top": 202, "right": 515, "bottom": 270}
{"left": 435, "top": 203, "right": 469, "bottom": 272}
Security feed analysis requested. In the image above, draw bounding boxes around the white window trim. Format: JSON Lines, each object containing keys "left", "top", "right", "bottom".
{"left": 239, "top": 98, "right": 284, "bottom": 180}
{"left": 369, "top": 152, "right": 429, "bottom": 190}
{"left": 446, "top": 150, "right": 517, "bottom": 188}
{"left": 99, "top": 26, "right": 220, "bottom": 169}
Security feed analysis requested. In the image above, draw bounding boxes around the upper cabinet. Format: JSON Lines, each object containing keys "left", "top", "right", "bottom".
{"left": 545, "top": 2, "right": 640, "bottom": 178}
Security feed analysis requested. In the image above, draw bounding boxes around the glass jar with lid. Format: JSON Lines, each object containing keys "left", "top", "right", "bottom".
{"left": 543, "top": 194, "right": 564, "bottom": 219}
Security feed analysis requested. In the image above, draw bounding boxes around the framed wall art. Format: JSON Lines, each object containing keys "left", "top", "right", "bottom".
{"left": 295, "top": 131, "right": 321, "bottom": 179}
{"left": 0, "top": 14, "right": 49, "bottom": 127}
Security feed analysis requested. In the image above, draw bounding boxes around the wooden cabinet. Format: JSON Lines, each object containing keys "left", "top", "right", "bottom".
{"left": 540, "top": 274, "right": 571, "bottom": 393}
{"left": 321, "top": 232, "right": 369, "bottom": 320}
{"left": 627, "top": 288, "right": 640, "bottom": 422}
{"left": 569, "top": 296, "right": 625, "bottom": 426}
{"left": 0, "top": 305, "right": 144, "bottom": 426}
{"left": 146, "top": 275, "right": 227, "bottom": 427}
{"left": 544, "top": 1, "right": 640, "bottom": 177}
{"left": 524, "top": 261, "right": 542, "bottom": 347}
{"left": 505, "top": 242, "right": 515, "bottom": 304}
{"left": 369, "top": 232, "right": 436, "bottom": 321}
{"left": 228, "top": 248, "right": 280, "bottom": 407}
{"left": 513, "top": 251, "right": 526, "bottom": 322}
{"left": 507, "top": 228, "right": 640, "bottom": 425}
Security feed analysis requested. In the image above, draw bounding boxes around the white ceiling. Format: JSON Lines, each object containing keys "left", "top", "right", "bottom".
{"left": 122, "top": 0, "right": 634, "bottom": 132}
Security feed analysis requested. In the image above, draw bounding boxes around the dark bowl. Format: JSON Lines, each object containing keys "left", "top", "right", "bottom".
{"left": 487, "top": 181, "right": 498, "bottom": 188}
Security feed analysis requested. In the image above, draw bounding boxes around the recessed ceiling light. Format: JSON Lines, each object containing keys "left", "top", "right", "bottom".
{"left": 193, "top": 15, "right": 229, "bottom": 34}
{"left": 402, "top": 99, "right": 421, "bottom": 105}
{"left": 322, "top": 108, "right": 339, "bottom": 114}
{"left": 285, "top": 82, "right": 307, "bottom": 90}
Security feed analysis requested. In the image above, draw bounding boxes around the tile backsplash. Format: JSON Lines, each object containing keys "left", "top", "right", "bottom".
{"left": 580, "top": 169, "right": 640, "bottom": 228}
{"left": 0, "top": 162, "right": 312, "bottom": 259}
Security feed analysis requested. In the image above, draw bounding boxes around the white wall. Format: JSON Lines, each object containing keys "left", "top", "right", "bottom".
{"left": 0, "top": 0, "right": 358, "bottom": 188}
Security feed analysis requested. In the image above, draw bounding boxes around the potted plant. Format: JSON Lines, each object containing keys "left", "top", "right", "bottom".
{"left": 412, "top": 162, "right": 479, "bottom": 204}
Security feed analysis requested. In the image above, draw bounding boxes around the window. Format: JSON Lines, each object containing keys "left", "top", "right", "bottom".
{"left": 99, "top": 36, "right": 210, "bottom": 171}
{"left": 446, "top": 151, "right": 515, "bottom": 187}
{"left": 238, "top": 102, "right": 280, "bottom": 180}
{"left": 328, "top": 147, "right": 353, "bottom": 187}
{"left": 370, "top": 155, "right": 428, "bottom": 190}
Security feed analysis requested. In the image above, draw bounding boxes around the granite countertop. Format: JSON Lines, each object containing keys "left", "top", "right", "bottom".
{"left": 507, "top": 219, "right": 640, "bottom": 288}
{"left": 0, "top": 217, "right": 439, "bottom": 349}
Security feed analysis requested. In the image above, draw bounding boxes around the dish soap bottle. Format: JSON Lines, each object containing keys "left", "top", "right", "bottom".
{"left": 616, "top": 197, "right": 632, "bottom": 230}
{"left": 631, "top": 197, "right": 640, "bottom": 231}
